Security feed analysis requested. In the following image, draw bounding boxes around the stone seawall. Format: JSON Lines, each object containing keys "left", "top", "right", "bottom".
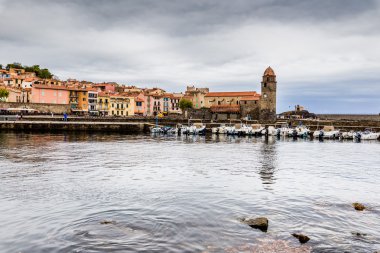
{"left": 0, "top": 121, "right": 147, "bottom": 134}
{"left": 317, "top": 114, "right": 380, "bottom": 121}
{"left": 0, "top": 102, "right": 70, "bottom": 114}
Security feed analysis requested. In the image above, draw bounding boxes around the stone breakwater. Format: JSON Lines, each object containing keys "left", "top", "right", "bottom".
{"left": 0, "top": 121, "right": 147, "bottom": 133}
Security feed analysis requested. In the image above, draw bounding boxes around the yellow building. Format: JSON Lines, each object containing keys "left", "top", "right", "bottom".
{"left": 109, "top": 94, "right": 135, "bottom": 116}
{"left": 97, "top": 92, "right": 110, "bottom": 116}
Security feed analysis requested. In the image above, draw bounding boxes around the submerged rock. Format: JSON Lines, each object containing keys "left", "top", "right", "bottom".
{"left": 353, "top": 202, "right": 366, "bottom": 211}
{"left": 100, "top": 220, "right": 115, "bottom": 225}
{"left": 223, "top": 239, "right": 312, "bottom": 253}
{"left": 352, "top": 232, "right": 367, "bottom": 237}
{"left": 241, "top": 217, "right": 268, "bottom": 232}
{"left": 292, "top": 233, "right": 310, "bottom": 244}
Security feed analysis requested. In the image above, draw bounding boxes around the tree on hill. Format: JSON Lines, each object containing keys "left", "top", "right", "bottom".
{"left": 0, "top": 64, "right": 3, "bottom": 69}
{"left": 6, "top": 62, "right": 23, "bottom": 69}
{"left": 5, "top": 63, "right": 54, "bottom": 79}
{"left": 24, "top": 65, "right": 53, "bottom": 79}
{"left": 0, "top": 88, "right": 9, "bottom": 101}
{"left": 179, "top": 98, "right": 193, "bottom": 111}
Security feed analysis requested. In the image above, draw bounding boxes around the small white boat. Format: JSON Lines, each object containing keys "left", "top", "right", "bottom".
{"left": 241, "top": 124, "right": 253, "bottom": 135}
{"left": 357, "top": 129, "right": 380, "bottom": 140}
{"left": 150, "top": 126, "right": 163, "bottom": 133}
{"left": 227, "top": 124, "right": 242, "bottom": 135}
{"left": 313, "top": 129, "right": 323, "bottom": 138}
{"left": 287, "top": 128, "right": 298, "bottom": 137}
{"left": 277, "top": 125, "right": 292, "bottom": 136}
{"left": 188, "top": 123, "right": 206, "bottom": 135}
{"left": 261, "top": 126, "right": 278, "bottom": 136}
{"left": 211, "top": 126, "right": 219, "bottom": 134}
{"left": 322, "top": 126, "right": 340, "bottom": 139}
{"left": 212, "top": 124, "right": 229, "bottom": 134}
{"left": 341, "top": 131, "right": 355, "bottom": 139}
{"left": 251, "top": 124, "right": 265, "bottom": 135}
{"left": 295, "top": 125, "right": 310, "bottom": 138}
{"left": 180, "top": 125, "right": 189, "bottom": 135}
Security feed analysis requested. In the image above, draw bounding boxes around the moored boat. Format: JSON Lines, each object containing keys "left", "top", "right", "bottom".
{"left": 356, "top": 129, "right": 380, "bottom": 140}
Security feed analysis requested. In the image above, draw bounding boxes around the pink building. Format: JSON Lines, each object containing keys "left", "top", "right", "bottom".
{"left": 2, "top": 87, "right": 21, "bottom": 102}
{"left": 93, "top": 83, "right": 116, "bottom": 93}
{"left": 144, "top": 94, "right": 163, "bottom": 116}
{"left": 31, "top": 85, "right": 70, "bottom": 104}
{"left": 133, "top": 93, "right": 146, "bottom": 115}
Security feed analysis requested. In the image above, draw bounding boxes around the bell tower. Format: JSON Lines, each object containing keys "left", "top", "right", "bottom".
{"left": 259, "top": 66, "right": 277, "bottom": 123}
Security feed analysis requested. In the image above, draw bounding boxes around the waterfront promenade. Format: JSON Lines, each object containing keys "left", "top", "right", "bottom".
{"left": 1, "top": 116, "right": 380, "bottom": 133}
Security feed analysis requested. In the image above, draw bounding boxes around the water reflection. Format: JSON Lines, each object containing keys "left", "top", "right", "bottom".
{"left": 0, "top": 132, "right": 379, "bottom": 252}
{"left": 258, "top": 136, "right": 278, "bottom": 189}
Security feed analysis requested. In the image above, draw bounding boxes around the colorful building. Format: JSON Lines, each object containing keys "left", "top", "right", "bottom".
{"left": 184, "top": 86, "right": 209, "bottom": 109}
{"left": 87, "top": 88, "right": 98, "bottom": 115}
{"left": 68, "top": 87, "right": 88, "bottom": 113}
{"left": 133, "top": 93, "right": 145, "bottom": 115}
{"left": 31, "top": 84, "right": 70, "bottom": 104}
{"left": 97, "top": 92, "right": 110, "bottom": 116}
{"left": 109, "top": 94, "right": 134, "bottom": 117}
{"left": 3, "top": 86, "right": 21, "bottom": 103}
{"left": 169, "top": 93, "right": 183, "bottom": 114}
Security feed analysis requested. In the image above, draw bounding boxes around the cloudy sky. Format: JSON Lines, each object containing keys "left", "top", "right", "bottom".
{"left": 0, "top": 0, "right": 379, "bottom": 113}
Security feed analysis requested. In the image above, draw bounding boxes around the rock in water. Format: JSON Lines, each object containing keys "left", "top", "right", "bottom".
{"left": 292, "top": 233, "right": 310, "bottom": 244}
{"left": 353, "top": 202, "right": 366, "bottom": 211}
{"left": 242, "top": 217, "right": 268, "bottom": 232}
{"left": 100, "top": 220, "right": 114, "bottom": 225}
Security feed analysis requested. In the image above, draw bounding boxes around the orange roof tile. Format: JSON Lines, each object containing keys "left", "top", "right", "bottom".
{"left": 32, "top": 84, "right": 69, "bottom": 91}
{"left": 205, "top": 91, "right": 257, "bottom": 97}
{"left": 135, "top": 97, "right": 144, "bottom": 102}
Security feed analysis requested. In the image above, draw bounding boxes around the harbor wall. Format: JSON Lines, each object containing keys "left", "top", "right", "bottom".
{"left": 0, "top": 102, "right": 70, "bottom": 114}
{"left": 317, "top": 114, "right": 380, "bottom": 121}
{"left": 0, "top": 121, "right": 147, "bottom": 134}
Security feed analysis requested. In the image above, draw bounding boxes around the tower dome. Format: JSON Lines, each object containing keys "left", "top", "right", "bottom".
{"left": 263, "top": 66, "right": 275, "bottom": 76}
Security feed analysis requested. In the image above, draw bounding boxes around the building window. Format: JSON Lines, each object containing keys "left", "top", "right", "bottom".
{"left": 121, "top": 111, "right": 123, "bottom": 115}
{"left": 263, "top": 83, "right": 267, "bottom": 88}
{"left": 83, "top": 98, "right": 86, "bottom": 101}
{"left": 112, "top": 103, "right": 114, "bottom": 108}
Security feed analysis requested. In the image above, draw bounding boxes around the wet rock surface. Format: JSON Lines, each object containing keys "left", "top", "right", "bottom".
{"left": 241, "top": 217, "right": 268, "bottom": 232}
{"left": 292, "top": 233, "right": 310, "bottom": 244}
{"left": 353, "top": 202, "right": 366, "bottom": 211}
{"left": 100, "top": 220, "right": 115, "bottom": 225}
{"left": 222, "top": 239, "right": 312, "bottom": 253}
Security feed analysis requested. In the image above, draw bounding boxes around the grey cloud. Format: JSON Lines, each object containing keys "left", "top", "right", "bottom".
{"left": 1, "top": 0, "right": 380, "bottom": 113}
